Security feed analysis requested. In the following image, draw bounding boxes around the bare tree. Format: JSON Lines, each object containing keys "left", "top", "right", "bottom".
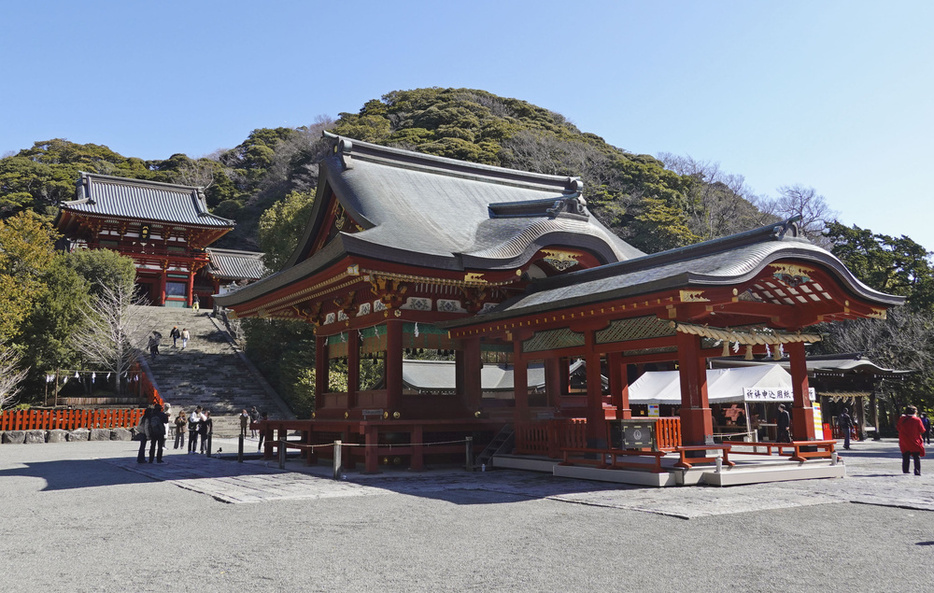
{"left": 71, "top": 283, "right": 147, "bottom": 395}
{"left": 755, "top": 184, "right": 837, "bottom": 246}
{"left": 658, "top": 153, "right": 775, "bottom": 240}
{"left": 0, "top": 344, "right": 27, "bottom": 411}
{"left": 821, "top": 307, "right": 934, "bottom": 417}
{"left": 175, "top": 159, "right": 216, "bottom": 189}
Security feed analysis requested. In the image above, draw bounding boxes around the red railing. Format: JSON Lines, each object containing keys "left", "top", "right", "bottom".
{"left": 0, "top": 408, "right": 146, "bottom": 431}
{"left": 654, "top": 417, "right": 682, "bottom": 450}
{"left": 515, "top": 417, "right": 682, "bottom": 458}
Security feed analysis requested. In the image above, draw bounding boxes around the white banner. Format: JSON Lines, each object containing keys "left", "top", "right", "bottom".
{"left": 743, "top": 387, "right": 816, "bottom": 402}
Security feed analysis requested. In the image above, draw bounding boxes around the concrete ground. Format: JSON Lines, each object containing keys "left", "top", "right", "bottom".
{"left": 1, "top": 437, "right": 932, "bottom": 592}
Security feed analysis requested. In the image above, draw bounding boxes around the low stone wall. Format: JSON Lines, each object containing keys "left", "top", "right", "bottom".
{"left": 1, "top": 427, "right": 140, "bottom": 444}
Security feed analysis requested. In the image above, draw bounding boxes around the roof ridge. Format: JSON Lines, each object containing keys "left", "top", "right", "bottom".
{"left": 79, "top": 171, "right": 204, "bottom": 192}
{"left": 323, "top": 132, "right": 582, "bottom": 194}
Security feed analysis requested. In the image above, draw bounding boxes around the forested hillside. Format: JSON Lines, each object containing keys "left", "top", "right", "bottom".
{"left": 0, "top": 88, "right": 777, "bottom": 254}
{"left": 2, "top": 87, "right": 933, "bottom": 417}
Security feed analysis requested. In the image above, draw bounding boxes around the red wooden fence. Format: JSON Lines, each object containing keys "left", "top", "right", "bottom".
{"left": 515, "top": 417, "right": 682, "bottom": 458}
{"left": 0, "top": 361, "right": 162, "bottom": 432}
{"left": 0, "top": 408, "right": 147, "bottom": 431}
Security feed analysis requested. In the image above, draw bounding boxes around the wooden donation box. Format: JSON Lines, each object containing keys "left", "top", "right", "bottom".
{"left": 612, "top": 418, "right": 660, "bottom": 451}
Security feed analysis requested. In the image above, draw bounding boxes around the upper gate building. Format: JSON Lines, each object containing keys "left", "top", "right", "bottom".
{"left": 56, "top": 173, "right": 237, "bottom": 307}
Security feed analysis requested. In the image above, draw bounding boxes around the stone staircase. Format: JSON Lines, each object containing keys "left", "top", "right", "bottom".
{"left": 131, "top": 305, "right": 293, "bottom": 437}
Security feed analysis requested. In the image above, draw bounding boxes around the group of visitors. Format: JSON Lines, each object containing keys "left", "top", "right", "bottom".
{"left": 239, "top": 406, "right": 260, "bottom": 438}
{"left": 240, "top": 406, "right": 270, "bottom": 451}
{"left": 169, "top": 326, "right": 190, "bottom": 349}
{"left": 179, "top": 406, "right": 213, "bottom": 454}
{"left": 147, "top": 326, "right": 191, "bottom": 362}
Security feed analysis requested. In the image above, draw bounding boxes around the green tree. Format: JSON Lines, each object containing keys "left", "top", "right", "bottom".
{"left": 16, "top": 255, "right": 89, "bottom": 397}
{"left": 65, "top": 249, "right": 137, "bottom": 298}
{"left": 0, "top": 211, "right": 58, "bottom": 342}
{"left": 821, "top": 222, "right": 934, "bottom": 417}
{"left": 240, "top": 317, "right": 317, "bottom": 417}
{"left": 825, "top": 222, "right": 934, "bottom": 312}
{"left": 257, "top": 190, "right": 316, "bottom": 271}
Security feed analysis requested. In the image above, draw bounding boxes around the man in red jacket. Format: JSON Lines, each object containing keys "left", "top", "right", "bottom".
{"left": 897, "top": 405, "right": 926, "bottom": 476}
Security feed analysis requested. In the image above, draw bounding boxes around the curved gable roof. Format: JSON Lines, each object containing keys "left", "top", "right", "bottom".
{"left": 287, "top": 134, "right": 644, "bottom": 271}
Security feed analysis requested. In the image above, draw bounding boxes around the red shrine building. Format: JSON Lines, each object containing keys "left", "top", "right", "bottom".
{"left": 215, "top": 133, "right": 903, "bottom": 479}
{"left": 55, "top": 173, "right": 238, "bottom": 307}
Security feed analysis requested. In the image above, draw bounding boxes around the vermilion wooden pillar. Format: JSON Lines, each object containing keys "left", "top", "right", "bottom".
{"left": 315, "top": 334, "right": 328, "bottom": 412}
{"left": 385, "top": 320, "right": 403, "bottom": 412}
{"left": 347, "top": 329, "right": 359, "bottom": 410}
{"left": 608, "top": 352, "right": 631, "bottom": 420}
{"left": 585, "top": 351, "right": 607, "bottom": 446}
{"left": 787, "top": 341, "right": 816, "bottom": 440}
{"left": 512, "top": 335, "right": 530, "bottom": 424}
{"left": 676, "top": 332, "right": 713, "bottom": 446}
{"left": 544, "top": 358, "right": 561, "bottom": 410}
{"left": 187, "top": 271, "right": 195, "bottom": 307}
{"left": 460, "top": 336, "right": 482, "bottom": 412}
{"left": 158, "top": 272, "right": 167, "bottom": 306}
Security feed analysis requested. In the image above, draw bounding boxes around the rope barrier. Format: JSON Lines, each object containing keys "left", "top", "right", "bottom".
{"left": 315, "top": 438, "right": 470, "bottom": 448}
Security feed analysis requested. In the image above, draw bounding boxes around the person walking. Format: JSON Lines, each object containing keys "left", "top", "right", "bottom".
{"left": 188, "top": 406, "right": 203, "bottom": 454}
{"left": 147, "top": 403, "right": 169, "bottom": 463}
{"left": 898, "top": 405, "right": 926, "bottom": 475}
{"left": 192, "top": 294, "right": 200, "bottom": 311}
{"left": 240, "top": 409, "right": 249, "bottom": 438}
{"left": 921, "top": 413, "right": 931, "bottom": 445}
{"left": 776, "top": 404, "right": 792, "bottom": 443}
{"left": 170, "top": 326, "right": 181, "bottom": 348}
{"left": 838, "top": 407, "right": 854, "bottom": 450}
{"left": 181, "top": 328, "right": 190, "bottom": 350}
{"left": 173, "top": 409, "right": 187, "bottom": 449}
{"left": 199, "top": 410, "right": 213, "bottom": 454}
{"left": 148, "top": 332, "right": 160, "bottom": 361}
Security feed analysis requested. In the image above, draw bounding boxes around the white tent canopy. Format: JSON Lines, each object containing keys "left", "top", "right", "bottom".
{"left": 628, "top": 365, "right": 804, "bottom": 405}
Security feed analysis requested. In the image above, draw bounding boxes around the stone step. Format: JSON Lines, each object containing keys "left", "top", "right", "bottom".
{"left": 131, "top": 305, "right": 292, "bottom": 428}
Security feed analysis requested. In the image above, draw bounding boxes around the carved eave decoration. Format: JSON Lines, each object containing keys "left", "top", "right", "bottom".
{"left": 369, "top": 275, "right": 408, "bottom": 310}
{"left": 540, "top": 249, "right": 581, "bottom": 272}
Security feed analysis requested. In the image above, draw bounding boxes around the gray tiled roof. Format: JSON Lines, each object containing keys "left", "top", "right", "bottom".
{"left": 63, "top": 173, "right": 234, "bottom": 228}
{"left": 444, "top": 220, "right": 905, "bottom": 326}
{"left": 286, "top": 133, "right": 644, "bottom": 270}
{"left": 206, "top": 248, "right": 268, "bottom": 281}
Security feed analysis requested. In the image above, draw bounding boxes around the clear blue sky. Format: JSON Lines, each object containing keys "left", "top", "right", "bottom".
{"left": 2, "top": 1, "right": 932, "bottom": 249}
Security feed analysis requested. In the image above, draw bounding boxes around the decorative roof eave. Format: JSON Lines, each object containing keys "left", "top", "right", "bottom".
{"left": 672, "top": 321, "right": 822, "bottom": 345}
{"left": 214, "top": 238, "right": 349, "bottom": 309}
{"left": 441, "top": 221, "right": 904, "bottom": 331}
{"left": 56, "top": 209, "right": 234, "bottom": 231}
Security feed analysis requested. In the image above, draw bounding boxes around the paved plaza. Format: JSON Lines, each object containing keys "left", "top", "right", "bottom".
{"left": 1, "top": 437, "right": 932, "bottom": 592}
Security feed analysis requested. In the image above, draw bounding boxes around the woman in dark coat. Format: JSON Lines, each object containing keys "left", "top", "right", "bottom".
{"left": 199, "top": 410, "right": 213, "bottom": 454}
{"left": 897, "top": 405, "right": 926, "bottom": 475}
{"left": 148, "top": 403, "right": 169, "bottom": 463}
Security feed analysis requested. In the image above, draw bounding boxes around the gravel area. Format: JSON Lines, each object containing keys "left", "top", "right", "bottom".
{"left": 1, "top": 438, "right": 931, "bottom": 592}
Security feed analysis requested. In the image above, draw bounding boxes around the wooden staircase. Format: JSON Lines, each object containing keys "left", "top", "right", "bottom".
{"left": 475, "top": 424, "right": 514, "bottom": 469}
